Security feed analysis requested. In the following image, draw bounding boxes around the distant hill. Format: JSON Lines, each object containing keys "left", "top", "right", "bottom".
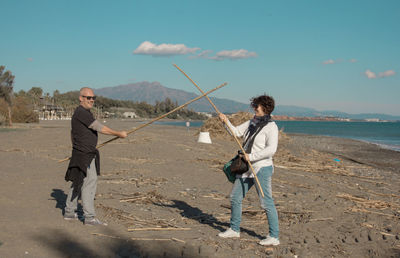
{"left": 94, "top": 82, "right": 250, "bottom": 113}
{"left": 94, "top": 82, "right": 400, "bottom": 121}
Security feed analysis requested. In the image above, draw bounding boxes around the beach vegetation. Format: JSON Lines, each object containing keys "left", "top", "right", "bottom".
{"left": 10, "top": 96, "right": 39, "bottom": 123}
{"left": 0, "top": 95, "right": 39, "bottom": 125}
{"left": 94, "top": 95, "right": 207, "bottom": 120}
{"left": 3, "top": 82, "right": 207, "bottom": 123}
{"left": 17, "top": 88, "right": 208, "bottom": 121}
{"left": 27, "top": 87, "right": 43, "bottom": 103}
{"left": 0, "top": 66, "right": 15, "bottom": 126}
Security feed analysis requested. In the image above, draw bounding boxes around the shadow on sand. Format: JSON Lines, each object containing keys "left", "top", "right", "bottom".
{"left": 43, "top": 191, "right": 213, "bottom": 257}
{"left": 33, "top": 226, "right": 223, "bottom": 258}
{"left": 50, "top": 188, "right": 85, "bottom": 219}
{"left": 43, "top": 190, "right": 264, "bottom": 257}
{"left": 156, "top": 199, "right": 264, "bottom": 239}
{"left": 49, "top": 188, "right": 67, "bottom": 211}
{"left": 33, "top": 227, "right": 169, "bottom": 258}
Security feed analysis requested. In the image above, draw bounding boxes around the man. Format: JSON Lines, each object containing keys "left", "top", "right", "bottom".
{"left": 64, "top": 87, "right": 127, "bottom": 225}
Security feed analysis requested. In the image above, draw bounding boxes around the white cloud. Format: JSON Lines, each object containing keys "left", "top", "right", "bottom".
{"left": 189, "top": 50, "right": 213, "bottom": 59}
{"left": 133, "top": 41, "right": 200, "bottom": 56}
{"left": 378, "top": 70, "right": 396, "bottom": 78}
{"left": 364, "top": 69, "right": 396, "bottom": 79}
{"left": 209, "top": 49, "right": 257, "bottom": 61}
{"left": 323, "top": 58, "right": 357, "bottom": 64}
{"left": 322, "top": 59, "right": 335, "bottom": 65}
{"left": 364, "top": 69, "right": 377, "bottom": 79}
{"left": 133, "top": 42, "right": 257, "bottom": 61}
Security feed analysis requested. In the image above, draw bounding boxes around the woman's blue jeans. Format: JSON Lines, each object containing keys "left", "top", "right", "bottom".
{"left": 230, "top": 166, "right": 279, "bottom": 238}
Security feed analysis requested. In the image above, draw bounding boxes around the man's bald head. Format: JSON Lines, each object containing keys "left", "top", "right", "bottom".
{"left": 79, "top": 87, "right": 96, "bottom": 110}
{"left": 80, "top": 87, "right": 94, "bottom": 96}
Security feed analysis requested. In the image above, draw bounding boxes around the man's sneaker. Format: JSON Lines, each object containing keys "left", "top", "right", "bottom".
{"left": 63, "top": 213, "right": 79, "bottom": 221}
{"left": 85, "top": 218, "right": 108, "bottom": 226}
{"left": 218, "top": 228, "right": 240, "bottom": 238}
{"left": 259, "top": 236, "right": 280, "bottom": 246}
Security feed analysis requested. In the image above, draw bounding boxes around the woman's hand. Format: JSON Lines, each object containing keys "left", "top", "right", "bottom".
{"left": 242, "top": 153, "right": 250, "bottom": 162}
{"left": 219, "top": 113, "right": 228, "bottom": 123}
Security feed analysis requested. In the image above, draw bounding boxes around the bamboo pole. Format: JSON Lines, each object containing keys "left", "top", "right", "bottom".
{"left": 173, "top": 64, "right": 264, "bottom": 197}
{"left": 127, "top": 227, "right": 191, "bottom": 231}
{"left": 58, "top": 82, "right": 227, "bottom": 163}
{"left": 130, "top": 238, "right": 185, "bottom": 242}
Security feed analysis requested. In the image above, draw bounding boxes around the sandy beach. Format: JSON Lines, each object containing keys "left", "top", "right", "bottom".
{"left": 0, "top": 119, "right": 399, "bottom": 257}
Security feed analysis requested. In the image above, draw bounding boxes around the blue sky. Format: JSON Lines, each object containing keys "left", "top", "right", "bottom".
{"left": 1, "top": 0, "right": 399, "bottom": 115}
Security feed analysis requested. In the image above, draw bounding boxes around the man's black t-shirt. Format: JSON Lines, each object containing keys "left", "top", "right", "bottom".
{"left": 71, "top": 105, "right": 97, "bottom": 153}
{"left": 66, "top": 105, "right": 100, "bottom": 196}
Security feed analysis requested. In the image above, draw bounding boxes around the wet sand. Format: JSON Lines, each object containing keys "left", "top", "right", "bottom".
{"left": 0, "top": 119, "right": 399, "bottom": 257}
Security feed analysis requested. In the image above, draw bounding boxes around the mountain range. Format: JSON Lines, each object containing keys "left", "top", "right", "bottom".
{"left": 94, "top": 82, "right": 400, "bottom": 121}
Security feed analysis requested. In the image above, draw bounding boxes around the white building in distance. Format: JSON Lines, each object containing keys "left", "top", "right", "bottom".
{"left": 123, "top": 111, "right": 138, "bottom": 118}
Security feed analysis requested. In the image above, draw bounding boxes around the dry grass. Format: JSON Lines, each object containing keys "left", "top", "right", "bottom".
{"left": 199, "top": 112, "right": 253, "bottom": 139}
{"left": 119, "top": 190, "right": 173, "bottom": 205}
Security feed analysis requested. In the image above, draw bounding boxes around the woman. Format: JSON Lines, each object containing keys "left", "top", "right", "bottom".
{"left": 218, "top": 94, "right": 280, "bottom": 246}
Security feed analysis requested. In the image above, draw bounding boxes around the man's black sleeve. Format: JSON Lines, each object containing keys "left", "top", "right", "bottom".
{"left": 76, "top": 107, "right": 95, "bottom": 128}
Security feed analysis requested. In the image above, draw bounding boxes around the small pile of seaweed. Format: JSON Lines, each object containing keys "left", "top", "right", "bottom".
{"left": 119, "top": 190, "right": 172, "bottom": 205}
{"left": 199, "top": 112, "right": 253, "bottom": 139}
{"left": 199, "top": 112, "right": 290, "bottom": 143}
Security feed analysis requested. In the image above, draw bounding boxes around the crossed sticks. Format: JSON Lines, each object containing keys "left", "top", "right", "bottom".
{"left": 173, "top": 64, "right": 264, "bottom": 198}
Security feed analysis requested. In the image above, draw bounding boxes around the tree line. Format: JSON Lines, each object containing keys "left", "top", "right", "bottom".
{"left": 0, "top": 66, "right": 207, "bottom": 125}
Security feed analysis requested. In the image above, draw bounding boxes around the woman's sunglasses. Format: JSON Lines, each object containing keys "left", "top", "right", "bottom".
{"left": 82, "top": 95, "right": 97, "bottom": 100}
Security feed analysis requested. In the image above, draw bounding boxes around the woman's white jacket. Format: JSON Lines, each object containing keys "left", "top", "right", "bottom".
{"left": 225, "top": 119, "right": 278, "bottom": 178}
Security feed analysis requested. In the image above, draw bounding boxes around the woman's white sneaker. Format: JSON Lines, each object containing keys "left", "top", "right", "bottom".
{"left": 218, "top": 228, "right": 240, "bottom": 238}
{"left": 259, "top": 236, "right": 280, "bottom": 246}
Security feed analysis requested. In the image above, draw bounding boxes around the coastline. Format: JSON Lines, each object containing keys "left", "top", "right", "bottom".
{"left": 144, "top": 119, "right": 400, "bottom": 153}
{"left": 0, "top": 120, "right": 399, "bottom": 257}
{"left": 287, "top": 132, "right": 400, "bottom": 153}
{"left": 283, "top": 133, "right": 400, "bottom": 173}
{"left": 353, "top": 138, "right": 400, "bottom": 153}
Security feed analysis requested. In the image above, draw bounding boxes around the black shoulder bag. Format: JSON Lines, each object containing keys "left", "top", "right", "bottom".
{"left": 223, "top": 120, "right": 269, "bottom": 182}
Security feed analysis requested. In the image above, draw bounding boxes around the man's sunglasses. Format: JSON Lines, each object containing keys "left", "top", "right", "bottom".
{"left": 82, "top": 95, "right": 97, "bottom": 100}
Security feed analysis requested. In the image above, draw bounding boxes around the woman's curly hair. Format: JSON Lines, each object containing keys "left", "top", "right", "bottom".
{"left": 250, "top": 94, "right": 275, "bottom": 115}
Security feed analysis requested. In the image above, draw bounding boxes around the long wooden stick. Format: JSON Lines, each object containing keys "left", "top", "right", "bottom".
{"left": 130, "top": 238, "right": 185, "bottom": 242}
{"left": 173, "top": 64, "right": 264, "bottom": 197}
{"left": 58, "top": 82, "right": 227, "bottom": 163}
{"left": 127, "top": 227, "right": 191, "bottom": 231}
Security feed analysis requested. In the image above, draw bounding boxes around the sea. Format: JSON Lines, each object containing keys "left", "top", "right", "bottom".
{"left": 155, "top": 120, "right": 400, "bottom": 152}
